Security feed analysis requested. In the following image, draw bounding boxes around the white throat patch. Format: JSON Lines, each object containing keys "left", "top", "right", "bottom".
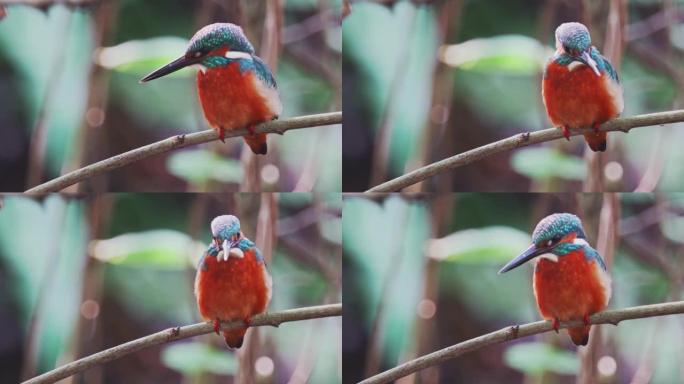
{"left": 225, "top": 51, "right": 253, "bottom": 61}
{"left": 538, "top": 253, "right": 559, "bottom": 263}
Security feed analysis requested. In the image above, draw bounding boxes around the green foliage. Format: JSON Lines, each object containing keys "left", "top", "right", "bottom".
{"left": 344, "top": 2, "right": 437, "bottom": 175}
{"left": 91, "top": 229, "right": 203, "bottom": 269}
{"left": 0, "top": 6, "right": 93, "bottom": 177}
{"left": 426, "top": 226, "right": 531, "bottom": 263}
{"left": 441, "top": 35, "right": 547, "bottom": 75}
{"left": 97, "top": 37, "right": 191, "bottom": 78}
{"left": 161, "top": 342, "right": 237, "bottom": 376}
{"left": 504, "top": 342, "right": 578, "bottom": 375}
{"left": 511, "top": 147, "right": 585, "bottom": 181}
{"left": 167, "top": 149, "right": 244, "bottom": 185}
{"left": 343, "top": 196, "right": 428, "bottom": 365}
{"left": 0, "top": 196, "right": 87, "bottom": 372}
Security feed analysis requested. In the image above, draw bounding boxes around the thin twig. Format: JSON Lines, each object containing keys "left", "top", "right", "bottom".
{"left": 358, "top": 301, "right": 684, "bottom": 384}
{"left": 22, "top": 303, "right": 342, "bottom": 384}
{"left": 366, "top": 109, "right": 684, "bottom": 192}
{"left": 24, "top": 112, "right": 341, "bottom": 194}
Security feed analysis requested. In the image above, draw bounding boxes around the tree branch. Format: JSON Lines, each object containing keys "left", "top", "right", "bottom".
{"left": 22, "top": 303, "right": 342, "bottom": 384}
{"left": 366, "top": 109, "right": 684, "bottom": 192}
{"left": 359, "top": 300, "right": 684, "bottom": 384}
{"left": 24, "top": 111, "right": 342, "bottom": 193}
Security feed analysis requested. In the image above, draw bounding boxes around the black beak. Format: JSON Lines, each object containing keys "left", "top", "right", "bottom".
{"left": 140, "top": 55, "right": 198, "bottom": 83}
{"left": 498, "top": 243, "right": 552, "bottom": 274}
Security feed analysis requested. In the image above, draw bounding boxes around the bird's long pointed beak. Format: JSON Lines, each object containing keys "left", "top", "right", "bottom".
{"left": 580, "top": 51, "right": 601, "bottom": 77}
{"left": 218, "top": 238, "right": 244, "bottom": 261}
{"left": 139, "top": 55, "right": 196, "bottom": 83}
{"left": 498, "top": 243, "right": 551, "bottom": 274}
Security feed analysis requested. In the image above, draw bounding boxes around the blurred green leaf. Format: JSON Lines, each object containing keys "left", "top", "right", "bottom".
{"left": 0, "top": 7, "right": 93, "bottom": 177}
{"left": 426, "top": 226, "right": 531, "bottom": 263}
{"left": 162, "top": 342, "right": 237, "bottom": 376}
{"left": 441, "top": 35, "right": 549, "bottom": 74}
{"left": 343, "top": 197, "right": 428, "bottom": 365}
{"left": 0, "top": 196, "right": 87, "bottom": 372}
{"left": 511, "top": 147, "right": 585, "bottom": 180}
{"left": 343, "top": 2, "right": 437, "bottom": 175}
{"left": 92, "top": 229, "right": 204, "bottom": 269}
{"left": 97, "top": 37, "right": 191, "bottom": 77}
{"left": 320, "top": 216, "right": 342, "bottom": 244}
{"left": 661, "top": 215, "right": 684, "bottom": 244}
{"left": 167, "top": 149, "right": 244, "bottom": 185}
{"left": 504, "top": 342, "right": 578, "bottom": 375}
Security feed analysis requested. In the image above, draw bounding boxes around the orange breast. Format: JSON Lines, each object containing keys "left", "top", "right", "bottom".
{"left": 197, "top": 64, "right": 276, "bottom": 132}
{"left": 533, "top": 251, "right": 609, "bottom": 322}
{"left": 194, "top": 249, "right": 270, "bottom": 322}
{"left": 542, "top": 62, "right": 619, "bottom": 128}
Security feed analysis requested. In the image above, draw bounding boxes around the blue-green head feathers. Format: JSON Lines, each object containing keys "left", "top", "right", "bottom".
{"left": 187, "top": 23, "right": 254, "bottom": 56}
{"left": 532, "top": 213, "right": 586, "bottom": 248}
{"left": 211, "top": 215, "right": 241, "bottom": 241}
{"left": 551, "top": 22, "right": 619, "bottom": 82}
{"left": 555, "top": 22, "right": 591, "bottom": 55}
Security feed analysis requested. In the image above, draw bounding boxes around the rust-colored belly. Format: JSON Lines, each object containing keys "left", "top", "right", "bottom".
{"left": 197, "top": 64, "right": 276, "bottom": 131}
{"left": 533, "top": 251, "right": 608, "bottom": 321}
{"left": 543, "top": 62, "right": 619, "bottom": 128}
{"left": 194, "top": 250, "right": 269, "bottom": 322}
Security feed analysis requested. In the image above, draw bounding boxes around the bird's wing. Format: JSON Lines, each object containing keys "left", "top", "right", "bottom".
{"left": 252, "top": 56, "right": 278, "bottom": 89}
{"left": 591, "top": 47, "right": 619, "bottom": 83}
{"left": 581, "top": 243, "right": 608, "bottom": 271}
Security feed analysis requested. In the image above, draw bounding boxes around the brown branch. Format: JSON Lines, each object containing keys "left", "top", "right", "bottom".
{"left": 22, "top": 303, "right": 342, "bottom": 384}
{"left": 366, "top": 109, "right": 684, "bottom": 192}
{"left": 358, "top": 300, "right": 684, "bottom": 384}
{"left": 24, "top": 111, "right": 342, "bottom": 194}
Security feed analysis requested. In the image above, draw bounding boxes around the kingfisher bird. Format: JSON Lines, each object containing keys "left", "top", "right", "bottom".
{"left": 542, "top": 22, "right": 623, "bottom": 152}
{"left": 194, "top": 215, "right": 272, "bottom": 348}
{"left": 499, "top": 213, "right": 611, "bottom": 346}
{"left": 141, "top": 23, "right": 282, "bottom": 155}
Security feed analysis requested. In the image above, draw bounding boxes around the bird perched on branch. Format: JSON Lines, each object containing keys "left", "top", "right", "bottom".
{"left": 141, "top": 23, "right": 282, "bottom": 155}
{"left": 499, "top": 213, "right": 611, "bottom": 346}
{"left": 195, "top": 215, "right": 272, "bottom": 348}
{"left": 542, "top": 22, "right": 623, "bottom": 152}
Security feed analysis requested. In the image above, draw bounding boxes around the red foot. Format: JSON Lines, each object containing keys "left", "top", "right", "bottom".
{"left": 218, "top": 127, "right": 226, "bottom": 143}
{"left": 213, "top": 318, "right": 221, "bottom": 335}
{"left": 592, "top": 122, "right": 601, "bottom": 134}
{"left": 247, "top": 125, "right": 256, "bottom": 136}
{"left": 552, "top": 318, "right": 560, "bottom": 334}
{"left": 243, "top": 316, "right": 252, "bottom": 326}
{"left": 561, "top": 126, "right": 571, "bottom": 141}
{"left": 583, "top": 314, "right": 590, "bottom": 326}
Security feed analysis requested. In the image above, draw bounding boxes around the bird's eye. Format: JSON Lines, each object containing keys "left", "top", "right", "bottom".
{"left": 546, "top": 240, "right": 553, "bottom": 247}
{"left": 193, "top": 51, "right": 203, "bottom": 58}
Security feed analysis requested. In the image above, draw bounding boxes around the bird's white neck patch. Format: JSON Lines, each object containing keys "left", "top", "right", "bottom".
{"left": 538, "top": 253, "right": 559, "bottom": 263}
{"left": 225, "top": 51, "right": 253, "bottom": 61}
{"left": 193, "top": 64, "right": 207, "bottom": 73}
{"left": 567, "top": 61, "right": 585, "bottom": 72}
{"left": 573, "top": 238, "right": 590, "bottom": 246}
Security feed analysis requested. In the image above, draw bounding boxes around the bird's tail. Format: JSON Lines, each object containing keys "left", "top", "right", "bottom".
{"left": 584, "top": 131, "right": 607, "bottom": 152}
{"left": 244, "top": 133, "right": 268, "bottom": 155}
{"left": 568, "top": 325, "right": 590, "bottom": 346}
{"left": 222, "top": 328, "right": 247, "bottom": 349}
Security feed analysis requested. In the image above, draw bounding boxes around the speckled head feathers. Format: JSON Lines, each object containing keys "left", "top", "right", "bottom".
{"left": 532, "top": 213, "right": 586, "bottom": 245}
{"left": 187, "top": 23, "right": 254, "bottom": 56}
{"left": 210, "top": 215, "right": 241, "bottom": 239}
{"left": 555, "top": 22, "right": 591, "bottom": 54}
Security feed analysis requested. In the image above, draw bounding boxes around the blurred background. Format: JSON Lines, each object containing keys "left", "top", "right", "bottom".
{"left": 0, "top": 0, "right": 342, "bottom": 193}
{"left": 344, "top": 193, "right": 684, "bottom": 383}
{"left": 0, "top": 192, "right": 342, "bottom": 383}
{"left": 343, "top": 0, "right": 684, "bottom": 192}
